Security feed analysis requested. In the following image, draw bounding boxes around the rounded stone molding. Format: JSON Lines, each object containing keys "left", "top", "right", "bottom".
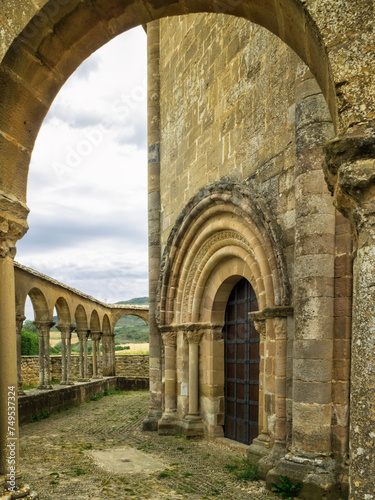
{"left": 158, "top": 181, "right": 291, "bottom": 327}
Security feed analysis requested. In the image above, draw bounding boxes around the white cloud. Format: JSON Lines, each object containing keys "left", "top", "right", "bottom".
{"left": 17, "top": 26, "right": 149, "bottom": 319}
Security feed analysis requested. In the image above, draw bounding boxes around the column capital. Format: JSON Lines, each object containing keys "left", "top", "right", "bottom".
{"left": 0, "top": 192, "right": 29, "bottom": 259}
{"left": 184, "top": 330, "right": 203, "bottom": 345}
{"left": 90, "top": 331, "right": 102, "bottom": 342}
{"left": 76, "top": 329, "right": 90, "bottom": 341}
{"left": 161, "top": 330, "right": 177, "bottom": 347}
{"left": 56, "top": 324, "right": 74, "bottom": 339}
{"left": 15, "top": 314, "right": 26, "bottom": 334}
{"left": 34, "top": 321, "right": 55, "bottom": 336}
{"left": 324, "top": 123, "right": 375, "bottom": 246}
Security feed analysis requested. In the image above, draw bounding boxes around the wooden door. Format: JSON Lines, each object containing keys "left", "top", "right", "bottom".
{"left": 224, "top": 278, "right": 259, "bottom": 444}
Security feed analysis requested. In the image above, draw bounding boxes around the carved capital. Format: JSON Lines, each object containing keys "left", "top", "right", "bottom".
{"left": 57, "top": 324, "right": 75, "bottom": 339}
{"left": 16, "top": 314, "right": 26, "bottom": 335}
{"left": 162, "top": 331, "right": 177, "bottom": 347}
{"left": 0, "top": 192, "right": 29, "bottom": 258}
{"left": 324, "top": 124, "right": 375, "bottom": 245}
{"left": 76, "top": 329, "right": 90, "bottom": 342}
{"left": 253, "top": 319, "right": 266, "bottom": 337}
{"left": 90, "top": 331, "right": 102, "bottom": 342}
{"left": 185, "top": 330, "right": 203, "bottom": 345}
{"left": 34, "top": 321, "right": 55, "bottom": 337}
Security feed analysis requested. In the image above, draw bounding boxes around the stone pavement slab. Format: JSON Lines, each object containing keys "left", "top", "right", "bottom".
{"left": 20, "top": 390, "right": 279, "bottom": 499}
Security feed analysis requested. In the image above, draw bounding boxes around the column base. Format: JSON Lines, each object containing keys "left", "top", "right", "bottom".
{"left": 266, "top": 454, "right": 344, "bottom": 500}
{"left": 37, "top": 385, "right": 52, "bottom": 390}
{"left": 77, "top": 378, "right": 90, "bottom": 383}
{"left": 59, "top": 381, "right": 75, "bottom": 386}
{"left": 247, "top": 433, "right": 272, "bottom": 467}
{"left": 143, "top": 409, "right": 163, "bottom": 431}
{"left": 257, "top": 441, "right": 286, "bottom": 479}
{"left": 92, "top": 376, "right": 103, "bottom": 380}
{"left": 181, "top": 413, "right": 204, "bottom": 438}
{"left": 1, "top": 485, "right": 39, "bottom": 499}
{"left": 158, "top": 411, "right": 178, "bottom": 435}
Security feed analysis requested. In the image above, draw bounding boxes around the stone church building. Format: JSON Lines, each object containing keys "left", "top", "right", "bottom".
{"left": 0, "top": 1, "right": 374, "bottom": 499}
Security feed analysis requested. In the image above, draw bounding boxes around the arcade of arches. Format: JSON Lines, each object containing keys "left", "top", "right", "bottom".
{"left": 14, "top": 262, "right": 149, "bottom": 389}
{"left": 0, "top": 1, "right": 374, "bottom": 499}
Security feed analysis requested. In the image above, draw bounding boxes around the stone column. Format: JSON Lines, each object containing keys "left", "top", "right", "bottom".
{"left": 57, "top": 325, "right": 74, "bottom": 385}
{"left": 101, "top": 334, "right": 115, "bottom": 376}
{"left": 0, "top": 202, "right": 28, "bottom": 492}
{"left": 248, "top": 306, "right": 293, "bottom": 473}
{"left": 91, "top": 332, "right": 102, "bottom": 379}
{"left": 143, "top": 19, "right": 163, "bottom": 431}
{"left": 108, "top": 334, "right": 116, "bottom": 376}
{"left": 267, "top": 72, "right": 338, "bottom": 496}
{"left": 158, "top": 327, "right": 177, "bottom": 434}
{"left": 324, "top": 124, "right": 375, "bottom": 500}
{"left": 34, "top": 321, "right": 55, "bottom": 390}
{"left": 182, "top": 327, "right": 204, "bottom": 437}
{"left": 76, "top": 329, "right": 90, "bottom": 382}
{"left": 97, "top": 333, "right": 103, "bottom": 378}
{"left": 16, "top": 314, "right": 26, "bottom": 396}
{"left": 84, "top": 331, "right": 90, "bottom": 379}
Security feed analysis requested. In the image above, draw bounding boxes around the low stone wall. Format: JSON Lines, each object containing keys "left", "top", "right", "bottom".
{"left": 21, "top": 355, "right": 149, "bottom": 387}
{"left": 18, "top": 376, "right": 149, "bottom": 425}
{"left": 114, "top": 355, "right": 149, "bottom": 377}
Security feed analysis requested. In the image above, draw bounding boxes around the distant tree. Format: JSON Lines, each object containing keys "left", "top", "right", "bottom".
{"left": 21, "top": 331, "right": 39, "bottom": 355}
{"left": 23, "top": 320, "right": 37, "bottom": 334}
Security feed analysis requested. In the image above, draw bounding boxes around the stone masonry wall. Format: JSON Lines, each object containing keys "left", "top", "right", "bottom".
{"left": 21, "top": 355, "right": 149, "bottom": 387}
{"left": 159, "top": 13, "right": 304, "bottom": 282}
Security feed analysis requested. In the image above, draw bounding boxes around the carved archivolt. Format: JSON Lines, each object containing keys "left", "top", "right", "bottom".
{"left": 158, "top": 181, "right": 291, "bottom": 327}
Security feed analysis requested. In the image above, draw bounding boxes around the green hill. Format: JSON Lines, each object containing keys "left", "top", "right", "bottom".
{"left": 114, "top": 297, "right": 149, "bottom": 343}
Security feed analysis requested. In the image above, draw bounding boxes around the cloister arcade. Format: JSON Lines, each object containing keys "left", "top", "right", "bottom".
{"left": 14, "top": 261, "right": 148, "bottom": 392}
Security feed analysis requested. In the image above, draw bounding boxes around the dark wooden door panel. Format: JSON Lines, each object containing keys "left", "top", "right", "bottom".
{"left": 224, "top": 278, "right": 259, "bottom": 445}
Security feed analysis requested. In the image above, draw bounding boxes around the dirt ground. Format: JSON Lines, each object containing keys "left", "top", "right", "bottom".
{"left": 19, "top": 390, "right": 279, "bottom": 499}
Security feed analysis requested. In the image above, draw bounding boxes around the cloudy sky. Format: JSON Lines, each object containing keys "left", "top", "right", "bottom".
{"left": 17, "top": 27, "right": 149, "bottom": 318}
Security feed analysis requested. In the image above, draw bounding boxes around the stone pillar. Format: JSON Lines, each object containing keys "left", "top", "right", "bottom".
{"left": 158, "top": 327, "right": 177, "bottom": 434}
{"left": 182, "top": 327, "right": 204, "bottom": 437}
{"left": 0, "top": 202, "right": 28, "bottom": 493}
{"left": 101, "top": 334, "right": 115, "bottom": 376}
{"left": 248, "top": 306, "right": 293, "bottom": 473}
{"left": 266, "top": 72, "right": 338, "bottom": 496}
{"left": 143, "top": 19, "right": 163, "bottom": 431}
{"left": 324, "top": 123, "right": 375, "bottom": 500}
{"left": 34, "top": 321, "right": 54, "bottom": 390}
{"left": 108, "top": 334, "right": 116, "bottom": 376}
{"left": 76, "top": 329, "right": 90, "bottom": 382}
{"left": 91, "top": 332, "right": 102, "bottom": 379}
{"left": 57, "top": 325, "right": 74, "bottom": 385}
{"left": 16, "top": 314, "right": 26, "bottom": 396}
{"left": 84, "top": 331, "right": 89, "bottom": 379}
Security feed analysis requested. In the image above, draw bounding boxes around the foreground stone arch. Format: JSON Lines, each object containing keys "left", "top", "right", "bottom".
{"left": 0, "top": 1, "right": 374, "bottom": 498}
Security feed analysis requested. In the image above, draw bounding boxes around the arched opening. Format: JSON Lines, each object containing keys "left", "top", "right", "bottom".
{"left": 114, "top": 314, "right": 149, "bottom": 354}
{"left": 223, "top": 277, "right": 259, "bottom": 445}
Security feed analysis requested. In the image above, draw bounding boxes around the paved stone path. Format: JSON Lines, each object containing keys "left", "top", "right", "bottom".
{"left": 20, "top": 390, "right": 279, "bottom": 499}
